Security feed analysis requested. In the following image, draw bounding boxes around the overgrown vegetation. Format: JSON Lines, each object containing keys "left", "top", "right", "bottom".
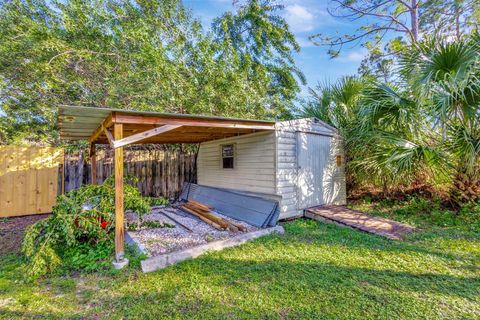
{"left": 350, "top": 195, "right": 480, "bottom": 231}
{"left": 304, "top": 32, "right": 480, "bottom": 206}
{"left": 0, "top": 0, "right": 302, "bottom": 144}
{"left": 147, "top": 197, "right": 170, "bottom": 207}
{"left": 126, "top": 220, "right": 175, "bottom": 231}
{"left": 22, "top": 176, "right": 150, "bottom": 278}
{"left": 1, "top": 200, "right": 479, "bottom": 318}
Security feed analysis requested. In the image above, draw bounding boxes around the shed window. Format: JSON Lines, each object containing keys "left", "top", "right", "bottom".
{"left": 222, "top": 144, "right": 234, "bottom": 169}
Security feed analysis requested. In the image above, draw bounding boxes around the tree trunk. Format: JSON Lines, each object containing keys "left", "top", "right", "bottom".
{"left": 454, "top": 1, "right": 461, "bottom": 39}
{"left": 410, "top": 0, "right": 419, "bottom": 42}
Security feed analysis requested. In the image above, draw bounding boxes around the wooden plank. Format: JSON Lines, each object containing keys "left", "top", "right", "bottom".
{"left": 180, "top": 205, "right": 223, "bottom": 230}
{"left": 104, "top": 128, "right": 114, "bottom": 147}
{"left": 188, "top": 200, "right": 212, "bottom": 211}
{"left": 184, "top": 202, "right": 241, "bottom": 232}
{"left": 113, "top": 125, "right": 182, "bottom": 149}
{"left": 113, "top": 114, "right": 275, "bottom": 131}
{"left": 90, "top": 144, "right": 97, "bottom": 185}
{"left": 0, "top": 147, "right": 9, "bottom": 216}
{"left": 114, "top": 123, "right": 125, "bottom": 262}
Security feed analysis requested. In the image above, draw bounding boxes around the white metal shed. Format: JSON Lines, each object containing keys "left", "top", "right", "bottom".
{"left": 197, "top": 117, "right": 347, "bottom": 219}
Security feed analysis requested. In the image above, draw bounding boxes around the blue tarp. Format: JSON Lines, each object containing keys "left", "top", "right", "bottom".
{"left": 179, "top": 183, "right": 280, "bottom": 228}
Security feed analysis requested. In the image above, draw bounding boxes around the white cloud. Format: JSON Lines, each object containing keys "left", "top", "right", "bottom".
{"left": 339, "top": 49, "right": 368, "bottom": 62}
{"left": 285, "top": 4, "right": 315, "bottom": 33}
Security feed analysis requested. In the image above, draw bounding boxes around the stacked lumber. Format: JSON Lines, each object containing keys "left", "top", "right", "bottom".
{"left": 180, "top": 200, "right": 246, "bottom": 232}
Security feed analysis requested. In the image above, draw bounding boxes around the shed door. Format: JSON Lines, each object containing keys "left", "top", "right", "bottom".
{"left": 297, "top": 132, "right": 332, "bottom": 209}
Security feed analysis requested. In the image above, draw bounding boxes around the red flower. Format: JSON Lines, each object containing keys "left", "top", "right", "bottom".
{"left": 100, "top": 220, "right": 108, "bottom": 229}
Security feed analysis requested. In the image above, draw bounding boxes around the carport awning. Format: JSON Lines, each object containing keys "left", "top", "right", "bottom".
{"left": 57, "top": 105, "right": 276, "bottom": 265}
{"left": 58, "top": 105, "right": 275, "bottom": 145}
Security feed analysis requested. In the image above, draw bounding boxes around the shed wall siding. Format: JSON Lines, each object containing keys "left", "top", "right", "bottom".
{"left": 275, "top": 119, "right": 347, "bottom": 219}
{"left": 197, "top": 131, "right": 276, "bottom": 194}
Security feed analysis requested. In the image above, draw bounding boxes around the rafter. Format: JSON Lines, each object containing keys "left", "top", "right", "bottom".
{"left": 89, "top": 113, "right": 113, "bottom": 143}
{"left": 113, "top": 124, "right": 182, "bottom": 148}
{"left": 103, "top": 128, "right": 114, "bottom": 147}
{"left": 113, "top": 114, "right": 275, "bottom": 131}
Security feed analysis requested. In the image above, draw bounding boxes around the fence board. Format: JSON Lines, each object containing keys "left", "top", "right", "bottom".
{"left": 0, "top": 146, "right": 63, "bottom": 217}
{"left": 0, "top": 146, "right": 196, "bottom": 217}
{"left": 64, "top": 148, "right": 197, "bottom": 199}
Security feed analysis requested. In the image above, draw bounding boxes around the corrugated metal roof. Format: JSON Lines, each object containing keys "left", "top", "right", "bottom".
{"left": 58, "top": 105, "right": 276, "bottom": 141}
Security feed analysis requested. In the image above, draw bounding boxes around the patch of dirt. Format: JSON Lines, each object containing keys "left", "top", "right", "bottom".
{"left": 0, "top": 214, "right": 49, "bottom": 254}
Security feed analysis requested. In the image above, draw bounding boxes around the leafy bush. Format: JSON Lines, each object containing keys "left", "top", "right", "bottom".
{"left": 126, "top": 220, "right": 175, "bottom": 231}
{"left": 147, "top": 197, "right": 170, "bottom": 207}
{"left": 22, "top": 176, "right": 150, "bottom": 278}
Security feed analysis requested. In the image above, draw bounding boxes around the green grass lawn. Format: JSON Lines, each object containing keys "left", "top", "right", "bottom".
{"left": 1, "top": 200, "right": 480, "bottom": 319}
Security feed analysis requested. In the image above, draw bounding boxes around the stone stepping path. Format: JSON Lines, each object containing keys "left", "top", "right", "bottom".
{"left": 305, "top": 205, "right": 415, "bottom": 240}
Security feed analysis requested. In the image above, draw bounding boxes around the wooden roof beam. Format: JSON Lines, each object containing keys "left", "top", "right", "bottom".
{"left": 89, "top": 113, "right": 114, "bottom": 143}
{"left": 113, "top": 114, "right": 275, "bottom": 131}
{"left": 103, "top": 128, "right": 114, "bottom": 147}
{"left": 112, "top": 124, "right": 182, "bottom": 149}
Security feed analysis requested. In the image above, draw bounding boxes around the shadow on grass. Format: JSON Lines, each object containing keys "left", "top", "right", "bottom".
{"left": 76, "top": 254, "right": 480, "bottom": 319}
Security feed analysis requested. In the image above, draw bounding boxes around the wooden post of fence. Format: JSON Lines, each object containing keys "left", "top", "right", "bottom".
{"left": 90, "top": 144, "right": 97, "bottom": 185}
{"left": 113, "top": 124, "right": 126, "bottom": 267}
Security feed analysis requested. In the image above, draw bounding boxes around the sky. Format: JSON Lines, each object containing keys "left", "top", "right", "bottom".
{"left": 183, "top": 0, "right": 370, "bottom": 98}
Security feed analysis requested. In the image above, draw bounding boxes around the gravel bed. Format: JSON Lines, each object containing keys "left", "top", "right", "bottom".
{"left": 126, "top": 206, "right": 258, "bottom": 256}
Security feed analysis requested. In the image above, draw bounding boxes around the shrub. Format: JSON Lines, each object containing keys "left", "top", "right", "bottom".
{"left": 147, "top": 197, "right": 170, "bottom": 207}
{"left": 22, "top": 176, "right": 150, "bottom": 278}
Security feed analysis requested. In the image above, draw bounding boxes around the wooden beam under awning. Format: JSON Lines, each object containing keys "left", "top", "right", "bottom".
{"left": 89, "top": 112, "right": 275, "bottom": 145}
{"left": 113, "top": 124, "right": 182, "bottom": 148}
{"left": 113, "top": 113, "right": 275, "bottom": 131}
{"left": 89, "top": 113, "right": 113, "bottom": 143}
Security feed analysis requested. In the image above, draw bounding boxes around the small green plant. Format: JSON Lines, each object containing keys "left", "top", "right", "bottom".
{"left": 126, "top": 220, "right": 175, "bottom": 231}
{"left": 147, "top": 197, "right": 170, "bottom": 207}
{"left": 22, "top": 176, "right": 150, "bottom": 278}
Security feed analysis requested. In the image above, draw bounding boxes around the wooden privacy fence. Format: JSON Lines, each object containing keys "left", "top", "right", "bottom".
{"left": 0, "top": 146, "right": 63, "bottom": 217}
{"left": 0, "top": 146, "right": 196, "bottom": 217}
{"left": 64, "top": 148, "right": 197, "bottom": 199}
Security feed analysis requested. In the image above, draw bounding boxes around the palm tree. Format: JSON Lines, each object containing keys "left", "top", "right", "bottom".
{"left": 400, "top": 33, "right": 480, "bottom": 203}
{"left": 304, "top": 76, "right": 364, "bottom": 132}
{"left": 304, "top": 33, "right": 480, "bottom": 203}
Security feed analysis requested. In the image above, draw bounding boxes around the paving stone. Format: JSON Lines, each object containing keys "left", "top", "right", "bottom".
{"left": 305, "top": 205, "right": 414, "bottom": 240}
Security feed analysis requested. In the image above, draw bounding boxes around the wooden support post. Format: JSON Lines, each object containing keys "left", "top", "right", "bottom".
{"left": 90, "top": 144, "right": 97, "bottom": 185}
{"left": 114, "top": 123, "right": 125, "bottom": 263}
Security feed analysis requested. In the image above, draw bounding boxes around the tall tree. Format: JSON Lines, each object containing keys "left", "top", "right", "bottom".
{"left": 213, "top": 0, "right": 305, "bottom": 117}
{"left": 0, "top": 0, "right": 302, "bottom": 143}
{"left": 420, "top": 0, "right": 480, "bottom": 40}
{"left": 305, "top": 32, "right": 480, "bottom": 203}
{"left": 312, "top": 0, "right": 480, "bottom": 81}
{"left": 310, "top": 0, "right": 421, "bottom": 58}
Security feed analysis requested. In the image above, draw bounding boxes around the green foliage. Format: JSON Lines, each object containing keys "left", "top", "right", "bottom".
{"left": 213, "top": 0, "right": 304, "bottom": 117}
{"left": 22, "top": 176, "right": 150, "bottom": 278}
{"left": 0, "top": 0, "right": 301, "bottom": 143}
{"left": 126, "top": 220, "right": 174, "bottom": 231}
{"left": 2, "top": 212, "right": 480, "bottom": 318}
{"left": 61, "top": 241, "right": 115, "bottom": 273}
{"left": 147, "top": 197, "right": 170, "bottom": 207}
{"left": 305, "top": 33, "right": 480, "bottom": 204}
{"left": 351, "top": 195, "right": 480, "bottom": 231}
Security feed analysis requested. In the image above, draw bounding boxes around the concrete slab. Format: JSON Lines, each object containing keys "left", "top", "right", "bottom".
{"left": 125, "top": 231, "right": 148, "bottom": 255}
{"left": 305, "top": 205, "right": 415, "bottom": 240}
{"left": 141, "top": 225, "right": 284, "bottom": 273}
